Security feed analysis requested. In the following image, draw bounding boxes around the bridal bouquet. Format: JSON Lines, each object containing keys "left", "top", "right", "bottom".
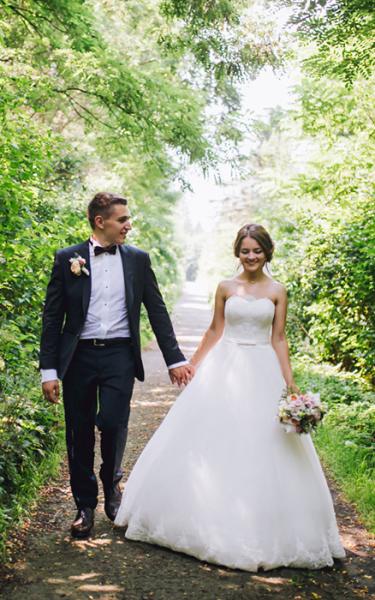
{"left": 278, "top": 389, "right": 325, "bottom": 434}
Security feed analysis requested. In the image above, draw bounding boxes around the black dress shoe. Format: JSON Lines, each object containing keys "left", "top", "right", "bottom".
{"left": 104, "top": 485, "right": 122, "bottom": 522}
{"left": 71, "top": 508, "right": 95, "bottom": 539}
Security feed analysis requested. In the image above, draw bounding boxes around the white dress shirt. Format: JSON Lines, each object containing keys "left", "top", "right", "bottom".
{"left": 81, "top": 237, "right": 130, "bottom": 339}
{"left": 41, "top": 238, "right": 186, "bottom": 382}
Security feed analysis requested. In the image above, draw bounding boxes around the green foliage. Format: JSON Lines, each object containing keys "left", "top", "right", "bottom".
{"left": 299, "top": 201, "right": 374, "bottom": 377}
{"left": 293, "top": 357, "right": 374, "bottom": 406}
{"left": 294, "top": 357, "right": 375, "bottom": 532}
{"left": 315, "top": 424, "right": 375, "bottom": 533}
{"left": 244, "top": 74, "right": 375, "bottom": 382}
{"left": 288, "top": 79, "right": 374, "bottom": 381}
{"left": 286, "top": 0, "right": 375, "bottom": 83}
{"left": 0, "top": 366, "right": 65, "bottom": 560}
{"left": 315, "top": 399, "right": 374, "bottom": 533}
{"left": 160, "top": 0, "right": 282, "bottom": 86}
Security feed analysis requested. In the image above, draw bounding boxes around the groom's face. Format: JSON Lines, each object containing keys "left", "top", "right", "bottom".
{"left": 97, "top": 204, "right": 132, "bottom": 245}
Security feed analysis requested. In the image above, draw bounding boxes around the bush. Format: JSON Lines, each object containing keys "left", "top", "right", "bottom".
{"left": 0, "top": 365, "right": 64, "bottom": 560}
{"left": 294, "top": 356, "right": 375, "bottom": 533}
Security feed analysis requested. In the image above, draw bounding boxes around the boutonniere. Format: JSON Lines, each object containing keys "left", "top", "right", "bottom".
{"left": 69, "top": 253, "right": 90, "bottom": 276}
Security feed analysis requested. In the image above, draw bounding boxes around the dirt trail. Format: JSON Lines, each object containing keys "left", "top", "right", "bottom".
{"left": 1, "top": 282, "right": 374, "bottom": 599}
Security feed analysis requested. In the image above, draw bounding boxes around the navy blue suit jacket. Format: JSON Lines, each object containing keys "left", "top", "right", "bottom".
{"left": 39, "top": 241, "right": 185, "bottom": 381}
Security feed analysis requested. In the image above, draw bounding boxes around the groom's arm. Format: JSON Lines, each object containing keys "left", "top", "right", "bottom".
{"left": 40, "top": 251, "right": 66, "bottom": 379}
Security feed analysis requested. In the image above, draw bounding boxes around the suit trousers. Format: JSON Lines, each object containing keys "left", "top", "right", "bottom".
{"left": 62, "top": 341, "right": 135, "bottom": 509}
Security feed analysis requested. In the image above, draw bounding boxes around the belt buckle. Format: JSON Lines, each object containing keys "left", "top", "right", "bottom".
{"left": 93, "top": 339, "right": 106, "bottom": 347}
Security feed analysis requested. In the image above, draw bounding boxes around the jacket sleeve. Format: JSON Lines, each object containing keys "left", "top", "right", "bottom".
{"left": 141, "top": 253, "right": 185, "bottom": 367}
{"left": 39, "top": 251, "right": 66, "bottom": 369}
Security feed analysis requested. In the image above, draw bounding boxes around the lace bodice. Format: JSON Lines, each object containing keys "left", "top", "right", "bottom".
{"left": 223, "top": 295, "right": 275, "bottom": 345}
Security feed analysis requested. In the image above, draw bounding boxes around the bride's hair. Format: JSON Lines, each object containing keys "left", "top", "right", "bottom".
{"left": 233, "top": 224, "right": 275, "bottom": 262}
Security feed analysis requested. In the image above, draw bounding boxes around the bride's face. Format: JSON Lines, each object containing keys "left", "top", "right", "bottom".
{"left": 239, "top": 237, "right": 266, "bottom": 273}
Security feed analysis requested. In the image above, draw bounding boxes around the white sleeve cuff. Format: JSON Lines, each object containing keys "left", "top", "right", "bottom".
{"left": 168, "top": 360, "right": 189, "bottom": 370}
{"left": 41, "top": 369, "right": 59, "bottom": 383}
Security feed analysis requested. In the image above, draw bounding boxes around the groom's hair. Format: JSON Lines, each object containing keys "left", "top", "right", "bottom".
{"left": 88, "top": 192, "right": 128, "bottom": 229}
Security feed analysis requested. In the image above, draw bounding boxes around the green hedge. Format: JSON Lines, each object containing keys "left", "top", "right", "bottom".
{"left": 0, "top": 366, "right": 64, "bottom": 560}
{"left": 294, "top": 356, "right": 375, "bottom": 533}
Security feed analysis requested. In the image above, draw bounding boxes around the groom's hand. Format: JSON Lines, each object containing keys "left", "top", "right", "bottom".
{"left": 42, "top": 380, "right": 60, "bottom": 404}
{"left": 169, "top": 364, "right": 195, "bottom": 386}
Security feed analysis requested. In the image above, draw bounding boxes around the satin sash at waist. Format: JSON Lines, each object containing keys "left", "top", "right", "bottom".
{"left": 223, "top": 337, "right": 271, "bottom": 347}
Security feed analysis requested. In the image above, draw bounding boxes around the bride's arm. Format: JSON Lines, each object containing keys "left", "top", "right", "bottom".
{"left": 271, "top": 286, "right": 299, "bottom": 392}
{"left": 190, "top": 283, "right": 226, "bottom": 368}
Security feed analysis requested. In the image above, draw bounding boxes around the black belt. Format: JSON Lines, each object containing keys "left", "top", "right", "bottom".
{"left": 78, "top": 337, "right": 132, "bottom": 347}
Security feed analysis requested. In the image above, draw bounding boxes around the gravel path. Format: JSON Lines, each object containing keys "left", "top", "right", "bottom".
{"left": 1, "top": 283, "right": 374, "bottom": 599}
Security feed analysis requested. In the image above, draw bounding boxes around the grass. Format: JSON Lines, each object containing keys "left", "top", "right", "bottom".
{"left": 294, "top": 355, "right": 375, "bottom": 534}
{"left": 0, "top": 415, "right": 65, "bottom": 562}
{"left": 314, "top": 425, "right": 375, "bottom": 533}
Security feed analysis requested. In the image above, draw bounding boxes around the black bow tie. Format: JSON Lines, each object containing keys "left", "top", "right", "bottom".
{"left": 94, "top": 244, "right": 117, "bottom": 256}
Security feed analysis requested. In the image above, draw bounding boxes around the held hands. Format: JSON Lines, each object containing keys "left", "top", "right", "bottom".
{"left": 169, "top": 363, "right": 195, "bottom": 387}
{"left": 42, "top": 380, "right": 60, "bottom": 404}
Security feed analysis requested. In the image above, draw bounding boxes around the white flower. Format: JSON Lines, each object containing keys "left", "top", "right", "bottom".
{"left": 69, "top": 254, "right": 90, "bottom": 276}
{"left": 70, "top": 259, "right": 82, "bottom": 275}
{"left": 0, "top": 357, "right": 5, "bottom": 371}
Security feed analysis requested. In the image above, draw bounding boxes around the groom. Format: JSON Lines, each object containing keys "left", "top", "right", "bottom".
{"left": 40, "top": 192, "right": 193, "bottom": 538}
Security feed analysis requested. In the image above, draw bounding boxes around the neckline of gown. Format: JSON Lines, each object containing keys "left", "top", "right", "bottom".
{"left": 226, "top": 294, "right": 275, "bottom": 308}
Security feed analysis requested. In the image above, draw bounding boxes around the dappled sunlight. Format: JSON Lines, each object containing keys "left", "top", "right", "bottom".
{"left": 78, "top": 583, "right": 123, "bottom": 592}
{"left": 69, "top": 572, "right": 102, "bottom": 581}
{"left": 45, "top": 572, "right": 124, "bottom": 596}
{"left": 340, "top": 531, "right": 374, "bottom": 557}
{"left": 131, "top": 385, "right": 176, "bottom": 408}
{"left": 70, "top": 537, "right": 113, "bottom": 550}
{"left": 177, "top": 334, "right": 202, "bottom": 343}
{"left": 178, "top": 301, "right": 210, "bottom": 311}
{"left": 134, "top": 399, "right": 175, "bottom": 407}
{"left": 46, "top": 578, "right": 69, "bottom": 585}
{"left": 140, "top": 386, "right": 169, "bottom": 394}
{"left": 251, "top": 575, "right": 292, "bottom": 585}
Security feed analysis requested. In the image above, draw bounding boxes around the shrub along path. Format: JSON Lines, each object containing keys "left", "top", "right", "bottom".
{"left": 0, "top": 283, "right": 374, "bottom": 599}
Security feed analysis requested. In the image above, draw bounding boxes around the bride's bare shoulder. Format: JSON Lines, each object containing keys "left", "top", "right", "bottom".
{"left": 216, "top": 279, "right": 235, "bottom": 297}
{"left": 268, "top": 279, "right": 287, "bottom": 299}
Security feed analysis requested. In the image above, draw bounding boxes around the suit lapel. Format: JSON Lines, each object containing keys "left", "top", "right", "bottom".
{"left": 120, "top": 244, "right": 134, "bottom": 311}
{"left": 79, "top": 240, "right": 91, "bottom": 317}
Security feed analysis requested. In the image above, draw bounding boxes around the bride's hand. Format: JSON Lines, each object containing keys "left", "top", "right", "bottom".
{"left": 184, "top": 363, "right": 196, "bottom": 384}
{"left": 286, "top": 381, "right": 301, "bottom": 395}
{"left": 169, "top": 364, "right": 195, "bottom": 386}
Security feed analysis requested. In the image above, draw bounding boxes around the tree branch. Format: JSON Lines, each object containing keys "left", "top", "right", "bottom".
{"left": 59, "top": 90, "right": 117, "bottom": 130}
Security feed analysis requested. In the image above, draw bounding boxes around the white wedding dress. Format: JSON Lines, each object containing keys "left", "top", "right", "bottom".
{"left": 115, "top": 295, "right": 345, "bottom": 571}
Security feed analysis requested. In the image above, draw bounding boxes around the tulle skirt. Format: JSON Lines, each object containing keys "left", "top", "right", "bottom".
{"left": 115, "top": 338, "right": 345, "bottom": 571}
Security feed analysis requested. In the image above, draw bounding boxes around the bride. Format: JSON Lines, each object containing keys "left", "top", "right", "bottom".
{"left": 114, "top": 224, "right": 346, "bottom": 571}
